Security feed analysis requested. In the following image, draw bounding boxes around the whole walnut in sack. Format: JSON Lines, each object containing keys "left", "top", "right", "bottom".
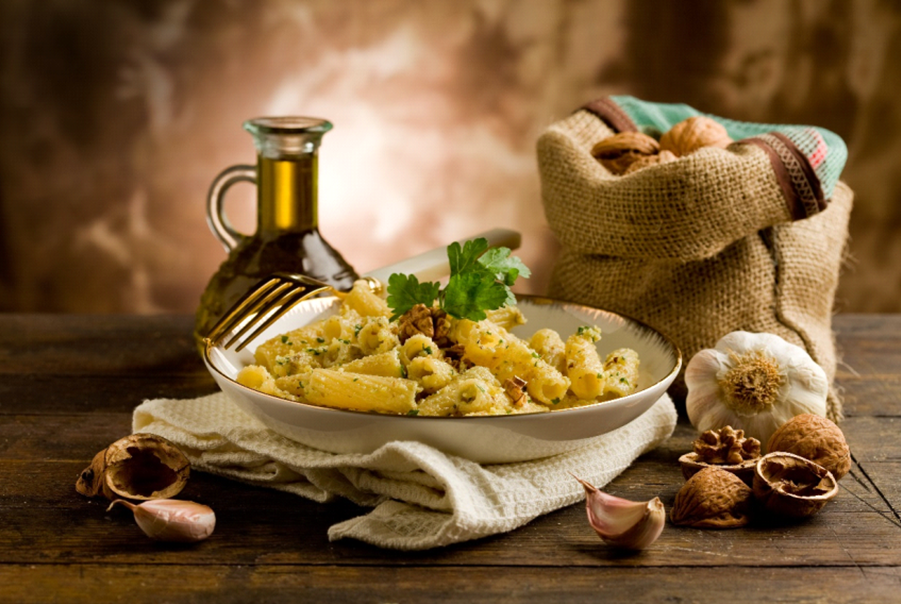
{"left": 537, "top": 96, "right": 852, "bottom": 421}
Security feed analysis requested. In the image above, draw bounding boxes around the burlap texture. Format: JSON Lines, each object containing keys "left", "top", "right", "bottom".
{"left": 538, "top": 108, "right": 853, "bottom": 421}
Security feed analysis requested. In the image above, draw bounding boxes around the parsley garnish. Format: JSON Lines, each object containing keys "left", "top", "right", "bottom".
{"left": 387, "top": 238, "right": 530, "bottom": 321}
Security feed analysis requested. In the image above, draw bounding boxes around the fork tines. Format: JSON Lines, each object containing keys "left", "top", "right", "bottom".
{"left": 205, "top": 273, "right": 335, "bottom": 352}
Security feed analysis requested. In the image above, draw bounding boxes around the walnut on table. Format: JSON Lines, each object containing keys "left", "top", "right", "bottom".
{"left": 694, "top": 426, "right": 761, "bottom": 465}
{"left": 671, "top": 467, "right": 754, "bottom": 529}
{"left": 766, "top": 414, "right": 851, "bottom": 480}
{"left": 679, "top": 426, "right": 761, "bottom": 485}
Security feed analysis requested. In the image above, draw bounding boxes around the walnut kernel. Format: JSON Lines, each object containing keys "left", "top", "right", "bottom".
{"left": 397, "top": 304, "right": 452, "bottom": 347}
{"left": 679, "top": 426, "right": 761, "bottom": 485}
{"left": 503, "top": 376, "right": 528, "bottom": 407}
{"left": 695, "top": 426, "right": 761, "bottom": 465}
{"left": 397, "top": 304, "right": 435, "bottom": 343}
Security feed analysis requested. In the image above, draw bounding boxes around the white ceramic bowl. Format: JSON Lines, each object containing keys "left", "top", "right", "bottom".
{"left": 204, "top": 295, "right": 681, "bottom": 463}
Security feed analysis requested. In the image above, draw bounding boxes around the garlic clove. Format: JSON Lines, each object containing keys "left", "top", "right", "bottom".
{"left": 108, "top": 499, "right": 216, "bottom": 542}
{"left": 574, "top": 476, "right": 665, "bottom": 550}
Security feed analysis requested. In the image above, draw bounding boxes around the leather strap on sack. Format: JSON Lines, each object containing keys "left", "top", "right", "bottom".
{"left": 580, "top": 98, "right": 638, "bottom": 134}
{"left": 740, "top": 133, "right": 826, "bottom": 221}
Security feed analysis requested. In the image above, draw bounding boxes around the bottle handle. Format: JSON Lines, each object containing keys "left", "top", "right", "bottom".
{"left": 206, "top": 164, "right": 256, "bottom": 252}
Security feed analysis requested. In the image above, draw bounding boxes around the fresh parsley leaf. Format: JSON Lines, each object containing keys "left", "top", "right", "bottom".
{"left": 478, "top": 247, "right": 531, "bottom": 286}
{"left": 386, "top": 273, "right": 441, "bottom": 320}
{"left": 441, "top": 272, "right": 510, "bottom": 321}
{"left": 448, "top": 238, "right": 489, "bottom": 277}
{"left": 387, "top": 237, "right": 530, "bottom": 320}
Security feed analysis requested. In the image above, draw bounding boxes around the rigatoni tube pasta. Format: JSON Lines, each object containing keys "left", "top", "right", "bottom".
{"left": 303, "top": 369, "right": 420, "bottom": 415}
{"left": 235, "top": 238, "right": 645, "bottom": 417}
{"left": 455, "top": 318, "right": 572, "bottom": 406}
{"left": 565, "top": 326, "right": 605, "bottom": 400}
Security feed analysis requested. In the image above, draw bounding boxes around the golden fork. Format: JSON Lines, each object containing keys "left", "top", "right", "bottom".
{"left": 204, "top": 228, "right": 521, "bottom": 352}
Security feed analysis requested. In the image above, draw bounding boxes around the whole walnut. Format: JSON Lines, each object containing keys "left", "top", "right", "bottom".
{"left": 660, "top": 116, "right": 732, "bottom": 157}
{"left": 766, "top": 414, "right": 851, "bottom": 480}
{"left": 624, "top": 150, "right": 678, "bottom": 174}
{"left": 591, "top": 132, "right": 660, "bottom": 175}
{"left": 670, "top": 467, "right": 754, "bottom": 529}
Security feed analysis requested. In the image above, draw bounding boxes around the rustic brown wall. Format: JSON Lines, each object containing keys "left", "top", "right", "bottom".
{"left": 1, "top": 0, "right": 899, "bottom": 313}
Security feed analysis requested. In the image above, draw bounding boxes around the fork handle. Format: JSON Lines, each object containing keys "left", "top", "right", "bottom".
{"left": 363, "top": 228, "right": 522, "bottom": 284}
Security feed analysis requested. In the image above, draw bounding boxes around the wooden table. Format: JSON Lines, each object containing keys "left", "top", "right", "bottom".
{"left": 2, "top": 314, "right": 899, "bottom": 603}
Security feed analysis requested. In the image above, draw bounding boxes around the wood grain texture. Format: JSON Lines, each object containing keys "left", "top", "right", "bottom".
{"left": 0, "top": 314, "right": 899, "bottom": 602}
{"left": 4, "top": 565, "right": 901, "bottom": 604}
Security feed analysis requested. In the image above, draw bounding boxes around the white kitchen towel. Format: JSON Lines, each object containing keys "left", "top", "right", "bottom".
{"left": 133, "top": 392, "right": 677, "bottom": 550}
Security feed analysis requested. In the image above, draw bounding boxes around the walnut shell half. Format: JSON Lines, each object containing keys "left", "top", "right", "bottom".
{"left": 671, "top": 467, "right": 753, "bottom": 529}
{"left": 76, "top": 434, "right": 190, "bottom": 501}
{"left": 752, "top": 452, "right": 838, "bottom": 518}
{"left": 678, "top": 452, "right": 758, "bottom": 486}
{"left": 766, "top": 414, "right": 851, "bottom": 480}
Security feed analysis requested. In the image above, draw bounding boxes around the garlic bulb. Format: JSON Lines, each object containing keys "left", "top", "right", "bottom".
{"left": 574, "top": 476, "right": 665, "bottom": 550}
{"left": 685, "top": 331, "right": 828, "bottom": 449}
{"left": 108, "top": 499, "right": 216, "bottom": 542}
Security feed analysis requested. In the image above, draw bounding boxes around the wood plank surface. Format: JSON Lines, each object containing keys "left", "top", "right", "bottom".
{"left": 1, "top": 314, "right": 900, "bottom": 602}
{"left": 3, "top": 565, "right": 901, "bottom": 604}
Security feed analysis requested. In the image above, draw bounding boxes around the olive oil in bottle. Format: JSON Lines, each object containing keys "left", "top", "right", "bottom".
{"left": 194, "top": 117, "right": 357, "bottom": 352}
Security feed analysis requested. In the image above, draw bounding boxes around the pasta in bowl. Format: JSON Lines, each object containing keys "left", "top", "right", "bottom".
{"left": 204, "top": 284, "right": 681, "bottom": 463}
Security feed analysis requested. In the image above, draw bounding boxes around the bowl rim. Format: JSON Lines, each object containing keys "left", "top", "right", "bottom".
{"left": 203, "top": 293, "right": 683, "bottom": 421}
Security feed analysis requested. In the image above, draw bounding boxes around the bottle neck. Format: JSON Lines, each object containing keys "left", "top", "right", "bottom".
{"left": 256, "top": 154, "right": 318, "bottom": 235}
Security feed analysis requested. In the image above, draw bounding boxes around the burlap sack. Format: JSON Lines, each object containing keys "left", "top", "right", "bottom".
{"left": 538, "top": 96, "right": 852, "bottom": 421}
